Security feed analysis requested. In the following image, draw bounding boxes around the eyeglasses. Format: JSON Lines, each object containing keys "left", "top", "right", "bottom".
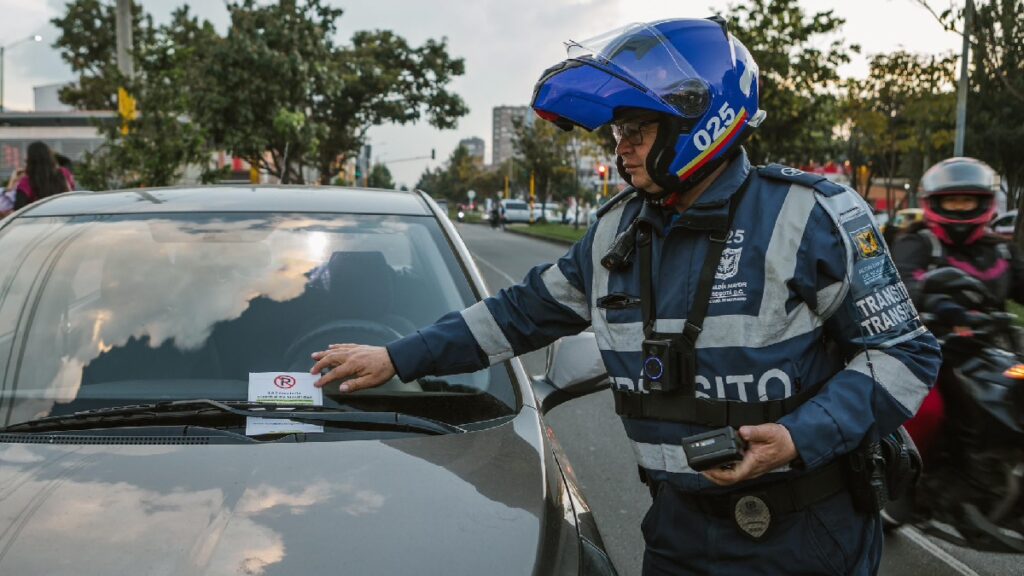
{"left": 611, "top": 120, "right": 658, "bottom": 146}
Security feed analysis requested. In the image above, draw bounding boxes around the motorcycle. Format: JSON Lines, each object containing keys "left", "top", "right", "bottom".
{"left": 884, "top": 267, "right": 1024, "bottom": 553}
{"left": 456, "top": 209, "right": 466, "bottom": 223}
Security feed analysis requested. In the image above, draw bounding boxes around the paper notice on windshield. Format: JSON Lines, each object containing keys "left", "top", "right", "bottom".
{"left": 245, "top": 372, "right": 324, "bottom": 435}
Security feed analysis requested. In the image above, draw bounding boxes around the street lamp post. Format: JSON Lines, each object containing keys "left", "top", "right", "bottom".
{"left": 0, "top": 34, "right": 43, "bottom": 113}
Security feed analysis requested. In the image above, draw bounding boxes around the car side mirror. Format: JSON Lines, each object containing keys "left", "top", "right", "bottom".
{"left": 531, "top": 332, "right": 609, "bottom": 415}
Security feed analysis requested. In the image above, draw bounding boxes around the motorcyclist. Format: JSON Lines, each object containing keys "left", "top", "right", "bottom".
{"left": 891, "top": 157, "right": 1024, "bottom": 460}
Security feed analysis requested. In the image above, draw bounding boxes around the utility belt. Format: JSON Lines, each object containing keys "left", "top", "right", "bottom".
{"left": 612, "top": 370, "right": 817, "bottom": 427}
{"left": 645, "top": 459, "right": 848, "bottom": 540}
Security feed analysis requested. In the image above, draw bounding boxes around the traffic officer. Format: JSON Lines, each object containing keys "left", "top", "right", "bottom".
{"left": 310, "top": 18, "right": 941, "bottom": 575}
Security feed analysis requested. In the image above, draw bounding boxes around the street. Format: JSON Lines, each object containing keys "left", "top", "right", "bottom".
{"left": 454, "top": 221, "right": 1023, "bottom": 576}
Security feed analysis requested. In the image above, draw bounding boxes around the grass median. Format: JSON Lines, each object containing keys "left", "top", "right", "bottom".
{"left": 505, "top": 222, "right": 588, "bottom": 245}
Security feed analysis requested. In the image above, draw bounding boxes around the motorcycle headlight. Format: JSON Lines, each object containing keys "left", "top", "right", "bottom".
{"left": 1003, "top": 364, "right": 1024, "bottom": 379}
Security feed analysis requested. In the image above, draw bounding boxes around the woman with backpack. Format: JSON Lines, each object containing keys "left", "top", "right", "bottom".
{"left": 13, "top": 141, "right": 74, "bottom": 210}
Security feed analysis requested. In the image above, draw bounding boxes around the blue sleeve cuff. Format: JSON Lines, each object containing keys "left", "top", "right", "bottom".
{"left": 778, "top": 398, "right": 848, "bottom": 470}
{"left": 386, "top": 332, "right": 435, "bottom": 383}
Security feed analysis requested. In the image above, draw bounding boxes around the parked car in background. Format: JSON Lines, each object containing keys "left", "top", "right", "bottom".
{"left": 890, "top": 208, "right": 924, "bottom": 233}
{"left": 0, "top": 185, "right": 618, "bottom": 575}
{"left": 992, "top": 209, "right": 1017, "bottom": 240}
{"left": 500, "top": 199, "right": 531, "bottom": 223}
{"left": 531, "top": 202, "right": 565, "bottom": 223}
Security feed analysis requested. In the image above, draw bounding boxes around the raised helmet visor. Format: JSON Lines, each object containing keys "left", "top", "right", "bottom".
{"left": 532, "top": 22, "right": 720, "bottom": 130}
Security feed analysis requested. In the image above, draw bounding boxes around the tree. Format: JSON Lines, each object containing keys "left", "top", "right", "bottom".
{"left": 965, "top": 1, "right": 1024, "bottom": 213}
{"left": 192, "top": 0, "right": 468, "bottom": 184}
{"left": 915, "top": 1, "right": 1024, "bottom": 228}
{"left": 841, "top": 51, "right": 957, "bottom": 204}
{"left": 723, "top": 0, "right": 858, "bottom": 165}
{"left": 511, "top": 118, "right": 578, "bottom": 216}
{"left": 367, "top": 163, "right": 395, "bottom": 189}
{"left": 51, "top": 0, "right": 155, "bottom": 110}
{"left": 53, "top": 4, "right": 218, "bottom": 188}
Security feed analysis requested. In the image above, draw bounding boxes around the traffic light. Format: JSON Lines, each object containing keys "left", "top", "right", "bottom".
{"left": 431, "top": 148, "right": 436, "bottom": 160}
{"left": 596, "top": 164, "right": 607, "bottom": 177}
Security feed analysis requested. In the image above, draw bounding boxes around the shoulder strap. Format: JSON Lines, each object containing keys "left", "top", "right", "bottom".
{"left": 639, "top": 174, "right": 752, "bottom": 342}
{"left": 757, "top": 164, "right": 847, "bottom": 197}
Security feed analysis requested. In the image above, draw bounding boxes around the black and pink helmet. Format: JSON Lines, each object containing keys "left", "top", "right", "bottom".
{"left": 920, "top": 157, "right": 999, "bottom": 245}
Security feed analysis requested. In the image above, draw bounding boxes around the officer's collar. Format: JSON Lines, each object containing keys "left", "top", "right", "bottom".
{"left": 637, "top": 150, "right": 751, "bottom": 235}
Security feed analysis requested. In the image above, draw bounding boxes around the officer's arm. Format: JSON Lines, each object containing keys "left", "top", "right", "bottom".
{"left": 777, "top": 205, "right": 941, "bottom": 470}
{"left": 385, "top": 228, "right": 596, "bottom": 382}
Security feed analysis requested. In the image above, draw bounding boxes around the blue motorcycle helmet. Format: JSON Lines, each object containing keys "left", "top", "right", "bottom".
{"left": 531, "top": 17, "right": 766, "bottom": 196}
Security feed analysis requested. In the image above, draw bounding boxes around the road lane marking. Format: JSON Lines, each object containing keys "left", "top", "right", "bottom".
{"left": 472, "top": 253, "right": 519, "bottom": 287}
{"left": 898, "top": 526, "right": 981, "bottom": 576}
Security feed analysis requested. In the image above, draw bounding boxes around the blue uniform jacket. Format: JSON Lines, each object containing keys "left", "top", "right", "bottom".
{"left": 387, "top": 150, "right": 941, "bottom": 493}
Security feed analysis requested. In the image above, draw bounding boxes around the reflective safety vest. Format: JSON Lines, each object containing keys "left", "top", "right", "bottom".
{"left": 387, "top": 150, "right": 941, "bottom": 493}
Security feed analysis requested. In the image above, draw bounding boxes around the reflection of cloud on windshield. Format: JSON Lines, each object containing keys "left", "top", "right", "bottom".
{"left": 4, "top": 214, "right": 424, "bottom": 426}
{"left": 9, "top": 218, "right": 335, "bottom": 423}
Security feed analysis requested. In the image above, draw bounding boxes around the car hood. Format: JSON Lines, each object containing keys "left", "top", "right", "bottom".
{"left": 0, "top": 410, "right": 571, "bottom": 576}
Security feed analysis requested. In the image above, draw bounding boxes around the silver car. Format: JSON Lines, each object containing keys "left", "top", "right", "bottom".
{"left": 0, "top": 186, "right": 616, "bottom": 575}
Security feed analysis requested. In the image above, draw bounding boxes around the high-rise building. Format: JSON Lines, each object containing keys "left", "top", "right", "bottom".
{"left": 458, "top": 137, "right": 485, "bottom": 164}
{"left": 491, "top": 106, "right": 533, "bottom": 166}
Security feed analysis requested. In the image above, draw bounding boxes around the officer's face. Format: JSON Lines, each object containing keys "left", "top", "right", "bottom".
{"left": 614, "top": 119, "right": 663, "bottom": 194}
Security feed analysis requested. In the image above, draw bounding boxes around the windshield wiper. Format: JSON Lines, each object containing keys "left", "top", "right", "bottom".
{"left": 0, "top": 399, "right": 465, "bottom": 435}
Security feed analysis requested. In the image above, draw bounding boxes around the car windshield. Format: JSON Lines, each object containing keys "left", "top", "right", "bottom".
{"left": 0, "top": 212, "right": 517, "bottom": 429}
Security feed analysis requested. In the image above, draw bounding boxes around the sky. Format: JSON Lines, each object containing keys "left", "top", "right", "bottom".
{"left": 1, "top": 0, "right": 964, "bottom": 189}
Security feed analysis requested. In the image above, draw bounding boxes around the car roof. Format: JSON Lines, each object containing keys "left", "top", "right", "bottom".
{"left": 18, "top": 186, "right": 434, "bottom": 217}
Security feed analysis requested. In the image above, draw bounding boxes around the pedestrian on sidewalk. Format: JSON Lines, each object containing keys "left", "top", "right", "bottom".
{"left": 13, "top": 142, "right": 74, "bottom": 211}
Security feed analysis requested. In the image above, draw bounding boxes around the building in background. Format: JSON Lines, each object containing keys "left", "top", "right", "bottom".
{"left": 33, "top": 83, "right": 74, "bottom": 113}
{"left": 491, "top": 105, "right": 532, "bottom": 166}
{"left": 0, "top": 111, "right": 115, "bottom": 181}
{"left": 458, "top": 136, "right": 485, "bottom": 164}
{"left": 0, "top": 83, "right": 110, "bottom": 181}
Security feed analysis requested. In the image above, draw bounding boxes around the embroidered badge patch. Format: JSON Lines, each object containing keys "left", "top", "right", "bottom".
{"left": 852, "top": 226, "right": 882, "bottom": 259}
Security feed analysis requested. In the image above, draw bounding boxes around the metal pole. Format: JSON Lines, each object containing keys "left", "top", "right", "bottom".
{"left": 954, "top": 0, "right": 973, "bottom": 157}
{"left": 1, "top": 46, "right": 5, "bottom": 113}
{"left": 115, "top": 0, "right": 134, "bottom": 78}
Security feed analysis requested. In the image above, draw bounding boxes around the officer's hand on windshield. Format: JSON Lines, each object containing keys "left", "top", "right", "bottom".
{"left": 702, "top": 424, "right": 798, "bottom": 487}
{"left": 310, "top": 344, "right": 396, "bottom": 392}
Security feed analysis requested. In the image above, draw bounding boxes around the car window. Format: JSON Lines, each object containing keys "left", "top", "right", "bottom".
{"left": 993, "top": 215, "right": 1013, "bottom": 228}
{"left": 0, "top": 213, "right": 517, "bottom": 429}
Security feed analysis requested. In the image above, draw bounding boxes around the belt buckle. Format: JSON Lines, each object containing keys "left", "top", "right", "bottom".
{"left": 733, "top": 493, "right": 772, "bottom": 540}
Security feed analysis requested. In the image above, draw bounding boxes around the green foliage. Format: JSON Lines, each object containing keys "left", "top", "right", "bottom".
{"left": 723, "top": 0, "right": 857, "bottom": 165}
{"left": 367, "top": 163, "right": 395, "bottom": 189}
{"left": 51, "top": 0, "right": 154, "bottom": 110}
{"left": 842, "top": 51, "right": 957, "bottom": 199}
{"left": 511, "top": 119, "right": 586, "bottom": 206}
{"left": 54, "top": 0, "right": 467, "bottom": 188}
{"left": 415, "top": 144, "right": 502, "bottom": 202}
{"left": 192, "top": 0, "right": 468, "bottom": 184}
{"left": 55, "top": 5, "right": 217, "bottom": 188}
{"left": 964, "top": 0, "right": 1024, "bottom": 210}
